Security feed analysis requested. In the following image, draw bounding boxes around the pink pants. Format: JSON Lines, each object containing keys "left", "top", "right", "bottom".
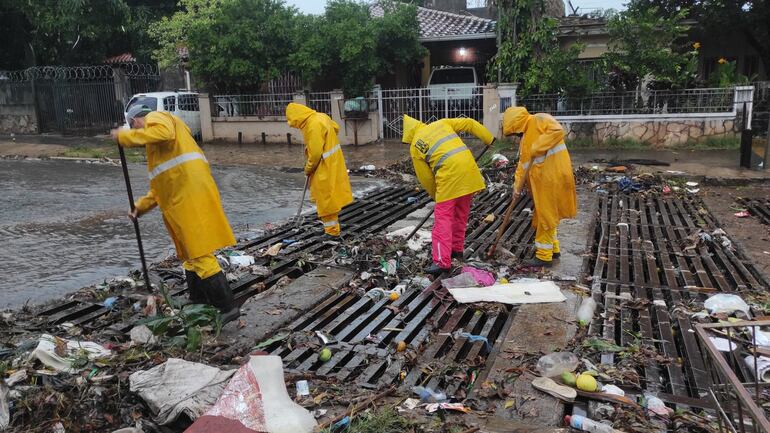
{"left": 432, "top": 193, "right": 473, "bottom": 269}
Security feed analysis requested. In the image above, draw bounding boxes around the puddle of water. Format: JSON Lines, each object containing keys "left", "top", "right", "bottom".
{"left": 0, "top": 159, "right": 382, "bottom": 308}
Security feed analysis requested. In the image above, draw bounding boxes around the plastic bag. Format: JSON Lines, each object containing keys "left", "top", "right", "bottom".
{"left": 441, "top": 272, "right": 479, "bottom": 289}
{"left": 704, "top": 294, "right": 750, "bottom": 315}
{"left": 536, "top": 352, "right": 580, "bottom": 377}
{"left": 461, "top": 266, "right": 496, "bottom": 287}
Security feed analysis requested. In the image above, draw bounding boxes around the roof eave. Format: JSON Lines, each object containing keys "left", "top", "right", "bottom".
{"left": 419, "top": 32, "right": 497, "bottom": 42}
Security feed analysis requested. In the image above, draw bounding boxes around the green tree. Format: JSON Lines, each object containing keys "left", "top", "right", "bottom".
{"left": 186, "top": 0, "right": 298, "bottom": 91}
{"left": 149, "top": 0, "right": 225, "bottom": 69}
{"left": 488, "top": 0, "right": 594, "bottom": 96}
{"left": 628, "top": 0, "right": 769, "bottom": 80}
{"left": 603, "top": 3, "right": 698, "bottom": 90}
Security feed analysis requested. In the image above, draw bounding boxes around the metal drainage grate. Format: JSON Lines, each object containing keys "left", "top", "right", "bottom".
{"left": 740, "top": 198, "right": 770, "bottom": 227}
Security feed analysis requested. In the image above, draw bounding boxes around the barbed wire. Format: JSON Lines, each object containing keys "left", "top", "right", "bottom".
{"left": 0, "top": 64, "right": 159, "bottom": 82}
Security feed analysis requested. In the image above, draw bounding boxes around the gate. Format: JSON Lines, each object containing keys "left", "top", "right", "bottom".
{"left": 3, "top": 65, "right": 160, "bottom": 134}
{"left": 380, "top": 86, "right": 484, "bottom": 140}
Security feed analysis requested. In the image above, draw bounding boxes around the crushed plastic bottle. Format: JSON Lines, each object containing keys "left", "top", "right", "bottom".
{"left": 536, "top": 352, "right": 580, "bottom": 377}
{"left": 564, "top": 415, "right": 617, "bottom": 433}
{"left": 577, "top": 297, "right": 597, "bottom": 327}
{"left": 412, "top": 386, "right": 447, "bottom": 403}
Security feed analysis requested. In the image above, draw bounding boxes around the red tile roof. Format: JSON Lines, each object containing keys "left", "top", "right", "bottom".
{"left": 104, "top": 53, "right": 136, "bottom": 64}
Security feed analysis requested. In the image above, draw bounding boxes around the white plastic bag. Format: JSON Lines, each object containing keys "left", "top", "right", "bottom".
{"left": 536, "top": 352, "right": 579, "bottom": 377}
{"left": 704, "top": 294, "right": 750, "bottom": 315}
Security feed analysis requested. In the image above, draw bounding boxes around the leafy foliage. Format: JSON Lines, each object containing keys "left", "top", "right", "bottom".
{"left": 138, "top": 287, "right": 222, "bottom": 352}
{"left": 603, "top": 3, "right": 698, "bottom": 90}
{"left": 148, "top": 0, "right": 226, "bottom": 69}
{"left": 488, "top": 0, "right": 595, "bottom": 97}
{"left": 708, "top": 59, "right": 753, "bottom": 88}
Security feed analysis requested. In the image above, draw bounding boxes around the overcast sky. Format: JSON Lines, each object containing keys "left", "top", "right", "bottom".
{"left": 283, "top": 0, "right": 628, "bottom": 15}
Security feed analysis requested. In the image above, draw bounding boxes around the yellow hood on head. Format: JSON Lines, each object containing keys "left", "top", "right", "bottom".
{"left": 286, "top": 102, "right": 315, "bottom": 129}
{"left": 503, "top": 107, "right": 531, "bottom": 135}
{"left": 402, "top": 114, "right": 425, "bottom": 144}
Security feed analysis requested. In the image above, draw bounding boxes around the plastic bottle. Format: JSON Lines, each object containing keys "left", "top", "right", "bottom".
{"left": 577, "top": 297, "right": 597, "bottom": 327}
{"left": 412, "top": 386, "right": 447, "bottom": 403}
{"left": 536, "top": 352, "right": 580, "bottom": 377}
{"left": 564, "top": 415, "right": 617, "bottom": 433}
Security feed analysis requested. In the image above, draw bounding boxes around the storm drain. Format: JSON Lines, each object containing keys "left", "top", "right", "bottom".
{"left": 583, "top": 192, "right": 768, "bottom": 410}
{"left": 740, "top": 197, "right": 770, "bottom": 227}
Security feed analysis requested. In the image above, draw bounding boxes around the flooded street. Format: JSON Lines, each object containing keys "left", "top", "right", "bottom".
{"left": 0, "top": 159, "right": 382, "bottom": 308}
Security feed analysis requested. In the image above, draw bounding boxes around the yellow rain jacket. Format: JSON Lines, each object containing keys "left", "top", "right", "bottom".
{"left": 118, "top": 111, "right": 235, "bottom": 261}
{"left": 503, "top": 107, "right": 577, "bottom": 231}
{"left": 286, "top": 103, "right": 353, "bottom": 217}
{"left": 402, "top": 115, "right": 494, "bottom": 203}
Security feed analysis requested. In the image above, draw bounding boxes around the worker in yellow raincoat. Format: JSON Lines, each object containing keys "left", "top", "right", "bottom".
{"left": 402, "top": 115, "right": 495, "bottom": 275}
{"left": 110, "top": 104, "right": 239, "bottom": 321}
{"left": 286, "top": 103, "right": 353, "bottom": 237}
{"left": 502, "top": 107, "right": 577, "bottom": 268}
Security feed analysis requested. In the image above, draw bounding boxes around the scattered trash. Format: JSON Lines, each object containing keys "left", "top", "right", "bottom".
{"left": 28, "top": 334, "right": 112, "bottom": 374}
{"left": 461, "top": 266, "right": 495, "bottom": 287}
{"left": 264, "top": 242, "right": 283, "bottom": 257}
{"left": 386, "top": 226, "right": 432, "bottom": 252}
{"left": 412, "top": 386, "right": 447, "bottom": 403}
{"left": 407, "top": 196, "right": 418, "bottom": 203}
{"left": 491, "top": 154, "right": 509, "bottom": 168}
{"left": 686, "top": 188, "right": 700, "bottom": 194}
{"left": 605, "top": 166, "right": 627, "bottom": 173}
{"left": 130, "top": 325, "right": 158, "bottom": 346}
{"left": 360, "top": 271, "right": 372, "bottom": 280}
{"left": 103, "top": 296, "right": 120, "bottom": 309}
{"left": 643, "top": 393, "right": 671, "bottom": 416}
{"left": 447, "top": 280, "right": 566, "bottom": 305}
{"left": 537, "top": 352, "right": 579, "bottom": 377}
{"left": 331, "top": 416, "right": 351, "bottom": 431}
{"left": 665, "top": 170, "right": 686, "bottom": 175}
{"left": 396, "top": 341, "right": 407, "bottom": 352}
{"left": 296, "top": 380, "right": 310, "bottom": 396}
{"left": 662, "top": 185, "right": 672, "bottom": 195}
{"left": 709, "top": 337, "right": 739, "bottom": 352}
{"left": 458, "top": 332, "right": 491, "bottom": 351}
{"left": 319, "top": 347, "right": 332, "bottom": 362}
{"left": 111, "top": 425, "right": 145, "bottom": 433}
{"left": 484, "top": 214, "right": 495, "bottom": 223}
{"left": 399, "top": 398, "right": 421, "bottom": 411}
{"left": 617, "top": 177, "right": 641, "bottom": 193}
{"left": 576, "top": 296, "right": 597, "bottom": 327}
{"left": 229, "top": 253, "right": 256, "bottom": 267}
{"left": 52, "top": 422, "right": 66, "bottom": 433}
{"left": 382, "top": 258, "right": 398, "bottom": 275}
{"left": 185, "top": 355, "right": 317, "bottom": 433}
{"left": 734, "top": 210, "right": 751, "bottom": 218}
{"left": 602, "top": 384, "right": 624, "bottom": 396}
{"left": 129, "top": 358, "right": 235, "bottom": 425}
{"left": 441, "top": 272, "right": 480, "bottom": 289}
{"left": 744, "top": 355, "right": 770, "bottom": 382}
{"left": 685, "top": 181, "right": 699, "bottom": 187}
{"left": 564, "top": 414, "right": 617, "bottom": 433}
{"left": 5, "top": 370, "right": 27, "bottom": 387}
{"left": 425, "top": 402, "right": 470, "bottom": 413}
{"left": 704, "top": 293, "right": 750, "bottom": 315}
{"left": 576, "top": 373, "right": 599, "bottom": 392}
{"left": 360, "top": 165, "right": 376, "bottom": 171}
{"left": 532, "top": 376, "right": 576, "bottom": 402}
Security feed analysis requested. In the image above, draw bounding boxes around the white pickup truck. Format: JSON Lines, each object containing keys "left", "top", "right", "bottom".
{"left": 427, "top": 66, "right": 478, "bottom": 102}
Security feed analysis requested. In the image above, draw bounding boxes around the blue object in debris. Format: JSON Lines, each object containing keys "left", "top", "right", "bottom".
{"left": 332, "top": 416, "right": 351, "bottom": 431}
{"left": 103, "top": 296, "right": 119, "bottom": 309}
{"left": 617, "top": 177, "right": 641, "bottom": 193}
{"left": 282, "top": 239, "right": 297, "bottom": 245}
{"left": 407, "top": 196, "right": 418, "bottom": 203}
{"left": 459, "top": 332, "right": 492, "bottom": 351}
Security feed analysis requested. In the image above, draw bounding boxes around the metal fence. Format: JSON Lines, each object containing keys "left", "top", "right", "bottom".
{"left": 380, "top": 86, "right": 484, "bottom": 140}
{"left": 307, "top": 91, "right": 332, "bottom": 115}
{"left": 517, "top": 87, "right": 735, "bottom": 117}
{"left": 0, "top": 64, "right": 160, "bottom": 134}
{"left": 211, "top": 93, "right": 294, "bottom": 118}
{"left": 696, "top": 321, "right": 770, "bottom": 433}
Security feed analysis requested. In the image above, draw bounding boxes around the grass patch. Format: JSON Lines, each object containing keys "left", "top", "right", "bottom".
{"left": 61, "top": 145, "right": 145, "bottom": 162}
{"left": 681, "top": 136, "right": 741, "bottom": 149}
{"left": 566, "top": 137, "right": 651, "bottom": 149}
{"left": 321, "top": 408, "right": 415, "bottom": 433}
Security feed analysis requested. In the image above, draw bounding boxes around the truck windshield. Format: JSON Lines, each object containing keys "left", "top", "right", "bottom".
{"left": 126, "top": 96, "right": 158, "bottom": 112}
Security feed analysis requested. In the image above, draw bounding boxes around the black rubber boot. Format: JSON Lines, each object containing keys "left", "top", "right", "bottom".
{"left": 185, "top": 270, "right": 207, "bottom": 304}
{"left": 198, "top": 271, "right": 240, "bottom": 324}
{"left": 552, "top": 252, "right": 561, "bottom": 259}
{"left": 425, "top": 263, "right": 450, "bottom": 276}
{"left": 451, "top": 251, "right": 464, "bottom": 260}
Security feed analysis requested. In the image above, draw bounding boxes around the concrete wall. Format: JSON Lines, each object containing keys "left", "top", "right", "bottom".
{"left": 0, "top": 83, "right": 37, "bottom": 134}
{"left": 561, "top": 117, "right": 739, "bottom": 147}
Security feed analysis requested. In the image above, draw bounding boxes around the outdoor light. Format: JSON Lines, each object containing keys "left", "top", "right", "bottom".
{"left": 459, "top": 47, "right": 467, "bottom": 57}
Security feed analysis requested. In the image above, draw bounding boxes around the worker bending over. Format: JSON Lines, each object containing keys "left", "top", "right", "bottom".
{"left": 502, "top": 107, "right": 577, "bottom": 268}
{"left": 111, "top": 105, "right": 239, "bottom": 322}
{"left": 402, "top": 115, "right": 495, "bottom": 276}
{"left": 286, "top": 103, "right": 353, "bottom": 237}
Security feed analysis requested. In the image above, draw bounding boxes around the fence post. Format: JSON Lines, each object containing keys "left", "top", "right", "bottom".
{"left": 375, "top": 84, "right": 384, "bottom": 140}
{"left": 444, "top": 88, "right": 449, "bottom": 118}
{"left": 418, "top": 88, "right": 424, "bottom": 122}
{"left": 293, "top": 92, "right": 307, "bottom": 106}
{"left": 198, "top": 93, "right": 214, "bottom": 142}
{"left": 483, "top": 84, "right": 501, "bottom": 138}
{"left": 330, "top": 89, "right": 348, "bottom": 145}
{"left": 734, "top": 85, "right": 755, "bottom": 129}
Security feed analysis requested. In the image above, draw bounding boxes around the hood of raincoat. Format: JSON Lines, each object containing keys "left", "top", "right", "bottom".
{"left": 286, "top": 103, "right": 316, "bottom": 129}
{"left": 402, "top": 114, "right": 426, "bottom": 144}
{"left": 502, "top": 107, "right": 531, "bottom": 136}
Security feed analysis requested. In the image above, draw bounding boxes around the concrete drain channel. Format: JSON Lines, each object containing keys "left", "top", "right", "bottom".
{"left": 582, "top": 192, "right": 769, "bottom": 413}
